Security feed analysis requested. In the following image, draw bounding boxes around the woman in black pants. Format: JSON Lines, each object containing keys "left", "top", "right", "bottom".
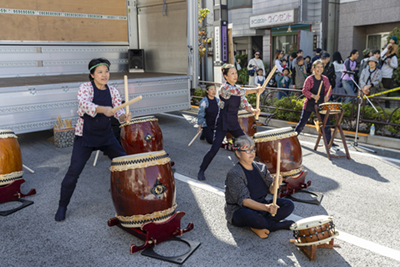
{"left": 55, "top": 58, "right": 131, "bottom": 222}
{"left": 197, "top": 64, "right": 264, "bottom": 181}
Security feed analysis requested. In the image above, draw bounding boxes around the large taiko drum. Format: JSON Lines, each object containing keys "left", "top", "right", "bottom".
{"left": 253, "top": 127, "right": 303, "bottom": 178}
{"left": 0, "top": 130, "right": 23, "bottom": 186}
{"left": 120, "top": 116, "right": 163, "bottom": 155}
{"left": 110, "top": 150, "right": 176, "bottom": 228}
{"left": 226, "top": 112, "right": 257, "bottom": 139}
{"left": 290, "top": 215, "right": 339, "bottom": 246}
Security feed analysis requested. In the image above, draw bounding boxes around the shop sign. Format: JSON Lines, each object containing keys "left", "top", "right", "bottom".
{"left": 250, "top": 10, "right": 294, "bottom": 28}
{"left": 313, "top": 35, "right": 318, "bottom": 50}
{"left": 214, "top": 26, "right": 221, "bottom": 62}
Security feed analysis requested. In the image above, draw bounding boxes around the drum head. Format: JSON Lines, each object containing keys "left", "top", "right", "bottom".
{"left": 253, "top": 127, "right": 297, "bottom": 142}
{"left": 120, "top": 116, "right": 158, "bottom": 127}
{"left": 290, "top": 215, "right": 333, "bottom": 231}
{"left": 110, "top": 150, "right": 170, "bottom": 171}
{"left": 0, "top": 129, "right": 17, "bottom": 138}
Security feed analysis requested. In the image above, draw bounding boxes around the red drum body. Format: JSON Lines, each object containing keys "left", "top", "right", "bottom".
{"left": 0, "top": 130, "right": 23, "bottom": 186}
{"left": 110, "top": 150, "right": 176, "bottom": 228}
{"left": 226, "top": 112, "right": 257, "bottom": 139}
{"left": 253, "top": 127, "right": 303, "bottom": 178}
{"left": 120, "top": 116, "right": 163, "bottom": 155}
{"left": 319, "top": 102, "right": 342, "bottom": 114}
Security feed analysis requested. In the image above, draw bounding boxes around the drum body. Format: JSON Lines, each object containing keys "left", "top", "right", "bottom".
{"left": 319, "top": 102, "right": 342, "bottom": 114}
{"left": 120, "top": 116, "right": 163, "bottom": 155}
{"left": 0, "top": 130, "right": 23, "bottom": 186}
{"left": 253, "top": 127, "right": 302, "bottom": 177}
{"left": 110, "top": 150, "right": 176, "bottom": 228}
{"left": 290, "top": 215, "right": 339, "bottom": 246}
{"left": 226, "top": 112, "right": 257, "bottom": 139}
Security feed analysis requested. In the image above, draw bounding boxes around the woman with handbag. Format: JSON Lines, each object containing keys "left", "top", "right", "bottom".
{"left": 247, "top": 51, "right": 265, "bottom": 86}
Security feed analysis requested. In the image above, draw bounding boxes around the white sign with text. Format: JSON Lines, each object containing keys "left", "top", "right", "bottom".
{"left": 249, "top": 10, "right": 294, "bottom": 28}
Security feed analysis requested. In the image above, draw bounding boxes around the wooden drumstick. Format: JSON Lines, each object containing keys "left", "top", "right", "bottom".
{"left": 255, "top": 65, "right": 277, "bottom": 120}
{"left": 188, "top": 130, "right": 202, "bottom": 146}
{"left": 272, "top": 141, "right": 281, "bottom": 217}
{"left": 124, "top": 75, "right": 129, "bottom": 114}
{"left": 316, "top": 80, "right": 324, "bottom": 99}
{"left": 256, "top": 84, "right": 261, "bottom": 120}
{"left": 262, "top": 65, "right": 277, "bottom": 89}
{"left": 112, "top": 95, "right": 142, "bottom": 113}
{"left": 23, "top": 164, "right": 35, "bottom": 174}
{"left": 326, "top": 85, "right": 332, "bottom": 101}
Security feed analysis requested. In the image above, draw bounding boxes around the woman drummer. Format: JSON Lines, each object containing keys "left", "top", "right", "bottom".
{"left": 197, "top": 84, "right": 220, "bottom": 144}
{"left": 198, "top": 64, "right": 264, "bottom": 181}
{"left": 55, "top": 58, "right": 132, "bottom": 222}
{"left": 294, "top": 59, "right": 336, "bottom": 146}
{"left": 225, "top": 135, "right": 295, "bottom": 238}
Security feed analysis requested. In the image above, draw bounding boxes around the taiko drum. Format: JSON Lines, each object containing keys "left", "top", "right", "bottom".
{"left": 253, "top": 127, "right": 302, "bottom": 177}
{"left": 226, "top": 112, "right": 257, "bottom": 139}
{"left": 120, "top": 116, "right": 163, "bottom": 155}
{"left": 0, "top": 130, "right": 23, "bottom": 186}
{"left": 290, "top": 215, "right": 339, "bottom": 246}
{"left": 110, "top": 150, "right": 176, "bottom": 228}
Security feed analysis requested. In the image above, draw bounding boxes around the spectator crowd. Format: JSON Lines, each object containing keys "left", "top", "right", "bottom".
{"left": 245, "top": 36, "right": 399, "bottom": 105}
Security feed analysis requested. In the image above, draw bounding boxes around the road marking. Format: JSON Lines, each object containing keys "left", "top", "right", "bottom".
{"left": 174, "top": 172, "right": 400, "bottom": 262}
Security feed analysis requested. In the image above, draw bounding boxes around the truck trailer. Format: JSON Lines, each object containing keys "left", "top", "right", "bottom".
{"left": 0, "top": 0, "right": 198, "bottom": 133}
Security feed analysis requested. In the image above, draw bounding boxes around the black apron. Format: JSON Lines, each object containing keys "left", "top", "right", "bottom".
{"left": 81, "top": 82, "right": 115, "bottom": 147}
{"left": 205, "top": 97, "right": 218, "bottom": 130}
{"left": 219, "top": 94, "right": 241, "bottom": 131}
{"left": 305, "top": 76, "right": 325, "bottom": 112}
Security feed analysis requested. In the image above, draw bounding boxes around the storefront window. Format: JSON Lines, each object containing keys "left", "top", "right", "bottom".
{"left": 273, "top": 35, "right": 298, "bottom": 56}
{"left": 367, "top": 32, "right": 390, "bottom": 51}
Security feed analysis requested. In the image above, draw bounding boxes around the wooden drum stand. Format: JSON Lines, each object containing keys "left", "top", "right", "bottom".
{"left": 314, "top": 105, "right": 351, "bottom": 160}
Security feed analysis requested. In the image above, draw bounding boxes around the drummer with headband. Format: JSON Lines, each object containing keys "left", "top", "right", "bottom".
{"left": 198, "top": 64, "right": 264, "bottom": 181}
{"left": 55, "top": 58, "right": 132, "bottom": 222}
{"left": 225, "top": 135, "right": 295, "bottom": 238}
{"left": 197, "top": 84, "right": 220, "bottom": 144}
{"left": 294, "top": 59, "right": 336, "bottom": 146}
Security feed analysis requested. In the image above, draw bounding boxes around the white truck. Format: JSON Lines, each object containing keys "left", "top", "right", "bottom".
{"left": 0, "top": 0, "right": 198, "bottom": 133}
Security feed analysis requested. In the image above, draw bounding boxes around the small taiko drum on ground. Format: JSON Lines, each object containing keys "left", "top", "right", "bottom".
{"left": 226, "top": 112, "right": 257, "bottom": 140}
{"left": 253, "top": 127, "right": 303, "bottom": 178}
{"left": 120, "top": 116, "right": 163, "bottom": 155}
{"left": 110, "top": 150, "right": 176, "bottom": 228}
{"left": 319, "top": 102, "right": 342, "bottom": 115}
{"left": 290, "top": 215, "right": 339, "bottom": 246}
{"left": 0, "top": 130, "right": 23, "bottom": 186}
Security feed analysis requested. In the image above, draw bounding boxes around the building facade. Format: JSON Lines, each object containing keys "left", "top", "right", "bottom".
{"left": 228, "top": 0, "right": 340, "bottom": 68}
{"left": 338, "top": 0, "right": 400, "bottom": 60}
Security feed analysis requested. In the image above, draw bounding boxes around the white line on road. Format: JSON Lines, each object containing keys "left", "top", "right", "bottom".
{"left": 174, "top": 172, "right": 400, "bottom": 262}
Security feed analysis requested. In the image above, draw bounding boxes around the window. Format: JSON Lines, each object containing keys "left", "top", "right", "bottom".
{"left": 367, "top": 32, "right": 390, "bottom": 52}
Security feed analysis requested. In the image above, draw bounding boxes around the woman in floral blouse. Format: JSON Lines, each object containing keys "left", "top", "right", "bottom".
{"left": 55, "top": 58, "right": 131, "bottom": 222}
{"left": 197, "top": 64, "right": 264, "bottom": 181}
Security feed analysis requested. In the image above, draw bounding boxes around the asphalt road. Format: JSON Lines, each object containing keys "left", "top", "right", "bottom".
{"left": 1, "top": 112, "right": 400, "bottom": 267}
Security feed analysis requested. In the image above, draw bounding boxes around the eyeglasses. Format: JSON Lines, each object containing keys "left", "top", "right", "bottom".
{"left": 240, "top": 147, "right": 256, "bottom": 154}
{"left": 255, "top": 54, "right": 260, "bottom": 56}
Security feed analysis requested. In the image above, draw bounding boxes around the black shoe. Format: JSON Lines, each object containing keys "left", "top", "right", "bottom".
{"left": 332, "top": 143, "right": 339, "bottom": 147}
{"left": 55, "top": 206, "right": 67, "bottom": 222}
{"left": 198, "top": 170, "right": 206, "bottom": 181}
